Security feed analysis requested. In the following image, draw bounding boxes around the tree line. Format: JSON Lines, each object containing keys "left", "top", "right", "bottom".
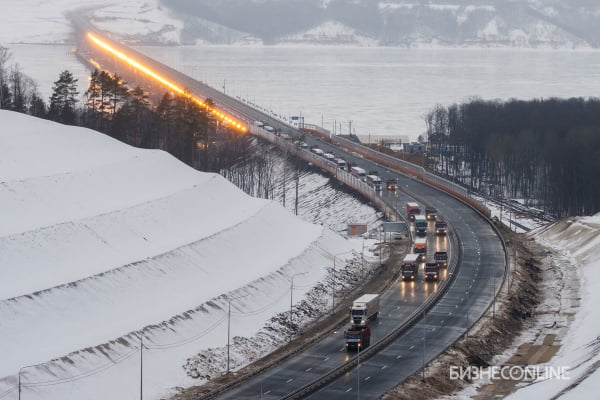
{"left": 0, "top": 45, "right": 251, "bottom": 171}
{"left": 424, "top": 97, "right": 600, "bottom": 217}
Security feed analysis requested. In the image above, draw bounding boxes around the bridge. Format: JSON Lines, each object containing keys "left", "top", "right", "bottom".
{"left": 70, "top": 18, "right": 507, "bottom": 400}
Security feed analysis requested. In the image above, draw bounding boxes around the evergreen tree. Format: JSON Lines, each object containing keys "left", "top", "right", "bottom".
{"left": 28, "top": 92, "right": 46, "bottom": 118}
{"left": 48, "top": 70, "right": 79, "bottom": 124}
{"left": 0, "top": 46, "right": 10, "bottom": 110}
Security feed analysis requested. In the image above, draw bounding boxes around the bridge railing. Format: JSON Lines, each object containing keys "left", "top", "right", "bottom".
{"left": 297, "top": 127, "right": 490, "bottom": 217}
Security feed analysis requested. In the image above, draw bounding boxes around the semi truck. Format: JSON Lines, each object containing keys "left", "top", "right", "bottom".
{"left": 425, "top": 206, "right": 437, "bottom": 220}
{"left": 401, "top": 253, "right": 420, "bottom": 281}
{"left": 435, "top": 219, "right": 447, "bottom": 235}
{"left": 344, "top": 325, "right": 371, "bottom": 351}
{"left": 334, "top": 158, "right": 347, "bottom": 169}
{"left": 434, "top": 251, "right": 448, "bottom": 268}
{"left": 366, "top": 175, "right": 383, "bottom": 191}
{"left": 406, "top": 202, "right": 420, "bottom": 221}
{"left": 424, "top": 262, "right": 440, "bottom": 281}
{"left": 413, "top": 237, "right": 427, "bottom": 260}
{"left": 386, "top": 178, "right": 398, "bottom": 191}
{"left": 349, "top": 294, "right": 380, "bottom": 326}
{"left": 415, "top": 214, "right": 427, "bottom": 236}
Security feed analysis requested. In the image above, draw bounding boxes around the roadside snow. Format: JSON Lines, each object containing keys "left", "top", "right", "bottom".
{"left": 502, "top": 215, "right": 600, "bottom": 399}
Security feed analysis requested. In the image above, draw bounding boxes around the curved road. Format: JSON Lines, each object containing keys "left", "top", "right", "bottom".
{"left": 72, "top": 25, "right": 506, "bottom": 399}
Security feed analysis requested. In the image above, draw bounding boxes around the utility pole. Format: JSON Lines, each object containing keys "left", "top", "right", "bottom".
{"left": 294, "top": 169, "right": 299, "bottom": 216}
{"left": 227, "top": 293, "right": 249, "bottom": 374}
{"left": 349, "top": 120, "right": 352, "bottom": 136}
{"left": 289, "top": 272, "right": 308, "bottom": 341}
{"left": 139, "top": 332, "right": 144, "bottom": 400}
{"left": 357, "top": 343, "right": 360, "bottom": 399}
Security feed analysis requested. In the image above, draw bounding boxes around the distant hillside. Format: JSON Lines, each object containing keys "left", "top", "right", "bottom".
{"left": 159, "top": 0, "right": 600, "bottom": 47}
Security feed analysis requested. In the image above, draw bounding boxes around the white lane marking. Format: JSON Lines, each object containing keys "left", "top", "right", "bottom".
{"left": 382, "top": 365, "right": 388, "bottom": 370}
{"left": 365, "top": 376, "right": 371, "bottom": 381}
{"left": 286, "top": 378, "right": 293, "bottom": 383}
{"left": 396, "top": 354, "right": 402, "bottom": 359}
{"left": 324, "top": 357, "right": 330, "bottom": 362}
{"left": 306, "top": 367, "right": 312, "bottom": 372}
{"left": 340, "top": 348, "right": 345, "bottom": 351}
{"left": 264, "top": 390, "right": 271, "bottom": 395}
{"left": 409, "top": 345, "right": 414, "bottom": 350}
{"left": 346, "top": 388, "right": 353, "bottom": 392}
{"left": 441, "top": 320, "right": 445, "bottom": 324}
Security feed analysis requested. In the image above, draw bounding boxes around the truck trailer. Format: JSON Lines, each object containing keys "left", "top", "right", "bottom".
{"left": 415, "top": 214, "right": 427, "bottom": 236}
{"left": 401, "top": 253, "right": 420, "bottom": 281}
{"left": 344, "top": 325, "right": 371, "bottom": 351}
{"left": 435, "top": 219, "right": 447, "bottom": 235}
{"left": 425, "top": 262, "right": 440, "bottom": 281}
{"left": 434, "top": 251, "right": 448, "bottom": 268}
{"left": 425, "top": 206, "right": 437, "bottom": 220}
{"left": 349, "top": 294, "right": 380, "bottom": 326}
{"left": 413, "top": 237, "right": 427, "bottom": 260}
{"left": 406, "top": 202, "right": 420, "bottom": 221}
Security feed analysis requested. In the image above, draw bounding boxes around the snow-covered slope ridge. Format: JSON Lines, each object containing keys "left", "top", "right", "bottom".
{"left": 0, "top": 110, "right": 360, "bottom": 399}
{"left": 505, "top": 214, "right": 600, "bottom": 399}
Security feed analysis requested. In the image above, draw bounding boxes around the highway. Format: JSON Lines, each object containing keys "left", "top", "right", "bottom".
{"left": 72, "top": 24, "right": 506, "bottom": 399}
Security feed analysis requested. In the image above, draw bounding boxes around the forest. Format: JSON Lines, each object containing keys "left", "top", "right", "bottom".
{"left": 0, "top": 46, "right": 253, "bottom": 173}
{"left": 424, "top": 97, "right": 600, "bottom": 217}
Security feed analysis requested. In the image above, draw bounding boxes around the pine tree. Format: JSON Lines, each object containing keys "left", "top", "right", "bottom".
{"left": 48, "top": 70, "right": 79, "bottom": 124}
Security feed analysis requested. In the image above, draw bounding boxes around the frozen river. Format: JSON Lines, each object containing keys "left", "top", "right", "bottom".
{"left": 9, "top": 44, "right": 600, "bottom": 140}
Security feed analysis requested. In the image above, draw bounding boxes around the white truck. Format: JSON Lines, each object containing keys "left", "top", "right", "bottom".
{"left": 349, "top": 294, "right": 380, "bottom": 326}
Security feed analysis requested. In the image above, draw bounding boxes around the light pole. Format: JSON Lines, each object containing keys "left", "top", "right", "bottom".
{"left": 227, "top": 293, "right": 250, "bottom": 374}
{"left": 18, "top": 364, "right": 36, "bottom": 400}
{"left": 289, "top": 272, "right": 309, "bottom": 341}
{"left": 357, "top": 342, "right": 360, "bottom": 399}
{"left": 139, "top": 332, "right": 144, "bottom": 400}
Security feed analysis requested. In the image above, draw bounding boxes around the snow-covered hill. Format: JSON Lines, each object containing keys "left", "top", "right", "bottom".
{"left": 2, "top": 0, "right": 599, "bottom": 48}
{"left": 502, "top": 215, "right": 600, "bottom": 399}
{"left": 0, "top": 110, "right": 367, "bottom": 400}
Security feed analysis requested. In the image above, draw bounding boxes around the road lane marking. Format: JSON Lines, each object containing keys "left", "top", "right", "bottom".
{"left": 286, "top": 378, "right": 293, "bottom": 383}
{"left": 382, "top": 365, "right": 388, "bottom": 370}
{"left": 264, "top": 390, "right": 271, "bottom": 395}
{"left": 365, "top": 376, "right": 371, "bottom": 381}
{"left": 324, "top": 357, "right": 329, "bottom": 362}
{"left": 346, "top": 388, "right": 353, "bottom": 392}
{"left": 306, "top": 367, "right": 312, "bottom": 372}
{"left": 409, "top": 345, "right": 414, "bottom": 350}
{"left": 396, "top": 354, "right": 402, "bottom": 359}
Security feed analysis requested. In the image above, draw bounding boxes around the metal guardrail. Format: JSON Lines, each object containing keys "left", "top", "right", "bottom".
{"left": 281, "top": 224, "right": 461, "bottom": 399}
{"left": 249, "top": 125, "right": 464, "bottom": 399}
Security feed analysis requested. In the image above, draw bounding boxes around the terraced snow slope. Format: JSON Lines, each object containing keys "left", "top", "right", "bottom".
{"left": 0, "top": 110, "right": 363, "bottom": 400}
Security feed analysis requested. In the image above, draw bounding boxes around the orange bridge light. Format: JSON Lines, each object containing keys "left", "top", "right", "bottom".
{"left": 86, "top": 32, "right": 247, "bottom": 132}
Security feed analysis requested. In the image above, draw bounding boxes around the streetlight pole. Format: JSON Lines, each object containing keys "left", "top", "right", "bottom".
{"left": 227, "top": 293, "right": 249, "bottom": 374}
{"left": 289, "top": 272, "right": 309, "bottom": 341}
{"left": 140, "top": 332, "right": 143, "bottom": 400}
{"left": 357, "top": 343, "right": 360, "bottom": 399}
{"left": 18, "top": 364, "right": 37, "bottom": 400}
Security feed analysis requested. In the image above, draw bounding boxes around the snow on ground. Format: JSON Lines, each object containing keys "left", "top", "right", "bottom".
{"left": 446, "top": 213, "right": 600, "bottom": 400}
{"left": 0, "top": 110, "right": 374, "bottom": 400}
{"left": 500, "top": 214, "right": 600, "bottom": 399}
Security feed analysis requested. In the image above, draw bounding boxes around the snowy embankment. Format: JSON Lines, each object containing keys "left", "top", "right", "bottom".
{"left": 0, "top": 110, "right": 367, "bottom": 400}
{"left": 502, "top": 214, "right": 600, "bottom": 399}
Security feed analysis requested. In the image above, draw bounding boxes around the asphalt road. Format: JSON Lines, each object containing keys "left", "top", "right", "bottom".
{"left": 73, "top": 27, "right": 506, "bottom": 399}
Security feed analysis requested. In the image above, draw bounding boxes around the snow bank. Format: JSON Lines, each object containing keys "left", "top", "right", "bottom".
{"left": 0, "top": 110, "right": 364, "bottom": 400}
{"left": 504, "top": 214, "right": 600, "bottom": 399}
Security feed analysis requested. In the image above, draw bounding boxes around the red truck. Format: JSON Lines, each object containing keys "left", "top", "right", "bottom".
{"left": 344, "top": 325, "right": 371, "bottom": 351}
{"left": 406, "top": 202, "right": 420, "bottom": 222}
